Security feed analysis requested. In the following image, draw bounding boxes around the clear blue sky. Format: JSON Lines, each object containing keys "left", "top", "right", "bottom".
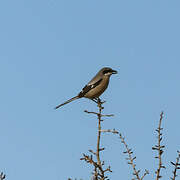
{"left": 0, "top": 0, "right": 180, "bottom": 179}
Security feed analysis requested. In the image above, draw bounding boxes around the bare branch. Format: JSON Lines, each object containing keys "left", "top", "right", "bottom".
{"left": 102, "top": 128, "right": 149, "bottom": 180}
{"left": 152, "top": 112, "right": 165, "bottom": 180}
{"left": 100, "top": 129, "right": 119, "bottom": 134}
{"left": 119, "top": 134, "right": 142, "bottom": 180}
{"left": 170, "top": 150, "right": 180, "bottom": 180}
{"left": 81, "top": 98, "right": 113, "bottom": 180}
{"left": 84, "top": 110, "right": 114, "bottom": 117}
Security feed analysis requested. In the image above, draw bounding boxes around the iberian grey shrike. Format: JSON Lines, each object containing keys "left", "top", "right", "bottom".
{"left": 55, "top": 67, "right": 117, "bottom": 109}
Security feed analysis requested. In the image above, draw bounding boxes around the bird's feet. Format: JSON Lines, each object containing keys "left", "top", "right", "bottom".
{"left": 97, "top": 98, "right": 106, "bottom": 104}
{"left": 91, "top": 98, "right": 99, "bottom": 103}
{"left": 91, "top": 98, "right": 106, "bottom": 104}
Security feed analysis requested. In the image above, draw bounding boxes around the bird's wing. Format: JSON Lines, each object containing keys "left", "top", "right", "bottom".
{"left": 87, "top": 71, "right": 102, "bottom": 85}
{"left": 78, "top": 78, "right": 102, "bottom": 97}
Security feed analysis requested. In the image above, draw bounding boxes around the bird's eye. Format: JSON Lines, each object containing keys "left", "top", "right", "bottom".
{"left": 103, "top": 69, "right": 111, "bottom": 74}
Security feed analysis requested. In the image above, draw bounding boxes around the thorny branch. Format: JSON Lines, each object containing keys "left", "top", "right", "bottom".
{"left": 84, "top": 110, "right": 114, "bottom": 117}
{"left": 81, "top": 98, "right": 113, "bottom": 180}
{"left": 80, "top": 105, "right": 178, "bottom": 180}
{"left": 152, "top": 112, "right": 165, "bottom": 180}
{"left": 102, "top": 129, "right": 149, "bottom": 180}
{"left": 119, "top": 134, "right": 149, "bottom": 180}
{"left": 171, "top": 151, "right": 180, "bottom": 180}
{"left": 96, "top": 99, "right": 103, "bottom": 167}
{"left": 83, "top": 99, "right": 149, "bottom": 180}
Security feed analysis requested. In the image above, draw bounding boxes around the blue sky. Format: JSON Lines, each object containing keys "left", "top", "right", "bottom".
{"left": 0, "top": 0, "right": 180, "bottom": 179}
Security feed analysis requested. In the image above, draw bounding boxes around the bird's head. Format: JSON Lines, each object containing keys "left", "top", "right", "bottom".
{"left": 101, "top": 67, "right": 118, "bottom": 76}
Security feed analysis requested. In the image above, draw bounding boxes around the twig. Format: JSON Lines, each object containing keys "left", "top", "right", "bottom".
{"left": 96, "top": 99, "right": 102, "bottom": 167}
{"left": 101, "top": 128, "right": 149, "bottom": 180}
{"left": 119, "top": 134, "right": 141, "bottom": 180}
{"left": 170, "top": 150, "right": 180, "bottom": 180}
{"left": 99, "top": 129, "right": 119, "bottom": 134}
{"left": 152, "top": 112, "right": 165, "bottom": 180}
{"left": 141, "top": 169, "right": 149, "bottom": 180}
{"left": 120, "top": 133, "right": 149, "bottom": 180}
{"left": 84, "top": 110, "right": 114, "bottom": 117}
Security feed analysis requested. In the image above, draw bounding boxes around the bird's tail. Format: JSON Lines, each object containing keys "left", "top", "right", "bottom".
{"left": 55, "top": 96, "right": 80, "bottom": 109}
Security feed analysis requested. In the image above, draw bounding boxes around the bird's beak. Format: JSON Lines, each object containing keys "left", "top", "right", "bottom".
{"left": 111, "top": 69, "right": 118, "bottom": 74}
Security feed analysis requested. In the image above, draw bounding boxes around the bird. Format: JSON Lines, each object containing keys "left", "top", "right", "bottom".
{"left": 55, "top": 67, "right": 117, "bottom": 109}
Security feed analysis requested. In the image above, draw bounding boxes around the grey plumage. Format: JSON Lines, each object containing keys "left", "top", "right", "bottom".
{"left": 55, "top": 67, "right": 117, "bottom": 109}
